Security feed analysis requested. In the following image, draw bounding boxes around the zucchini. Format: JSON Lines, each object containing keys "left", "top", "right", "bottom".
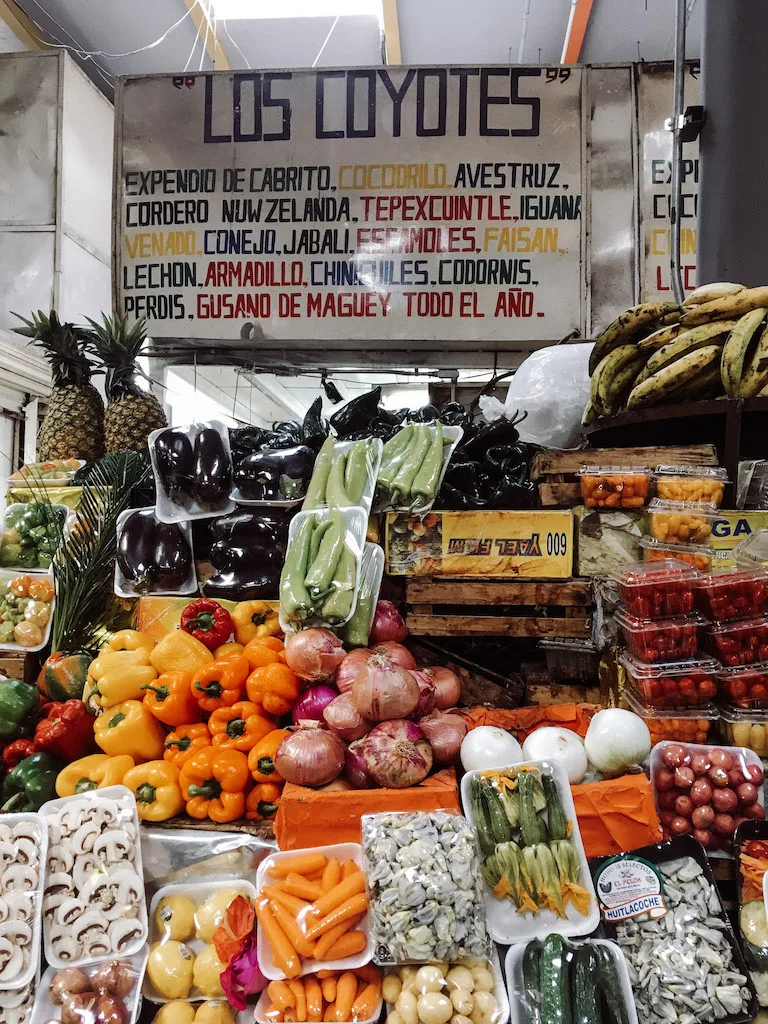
{"left": 483, "top": 783, "right": 512, "bottom": 844}
{"left": 740, "top": 902, "right": 768, "bottom": 970}
{"left": 518, "top": 771, "right": 541, "bottom": 848}
{"left": 543, "top": 774, "right": 568, "bottom": 841}
{"left": 593, "top": 944, "right": 629, "bottom": 1024}
{"left": 540, "top": 934, "right": 572, "bottom": 1024}
{"left": 572, "top": 945, "right": 601, "bottom": 1024}
{"left": 522, "top": 939, "right": 542, "bottom": 1024}
{"left": 471, "top": 776, "right": 495, "bottom": 858}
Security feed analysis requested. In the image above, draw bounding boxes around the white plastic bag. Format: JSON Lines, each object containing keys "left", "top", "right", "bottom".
{"left": 479, "top": 343, "right": 593, "bottom": 449}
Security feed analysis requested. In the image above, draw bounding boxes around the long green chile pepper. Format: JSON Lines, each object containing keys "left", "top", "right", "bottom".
{"left": 411, "top": 421, "right": 444, "bottom": 507}
{"left": 391, "top": 423, "right": 432, "bottom": 505}
{"left": 279, "top": 514, "right": 315, "bottom": 621}
{"left": 380, "top": 424, "right": 414, "bottom": 469}
{"left": 376, "top": 426, "right": 414, "bottom": 499}
{"left": 344, "top": 441, "right": 370, "bottom": 506}
{"left": 325, "top": 450, "right": 351, "bottom": 507}
{"left": 340, "top": 563, "right": 375, "bottom": 646}
{"left": 307, "top": 518, "right": 332, "bottom": 567}
{"left": 321, "top": 543, "right": 357, "bottom": 622}
{"left": 305, "top": 509, "right": 345, "bottom": 598}
{"left": 302, "top": 436, "right": 335, "bottom": 510}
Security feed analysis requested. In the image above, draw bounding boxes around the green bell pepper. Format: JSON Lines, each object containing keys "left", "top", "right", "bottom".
{"left": 1, "top": 752, "right": 61, "bottom": 811}
{"left": 0, "top": 679, "right": 39, "bottom": 740}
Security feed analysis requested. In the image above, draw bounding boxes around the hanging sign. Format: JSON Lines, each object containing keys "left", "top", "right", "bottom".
{"left": 114, "top": 67, "right": 584, "bottom": 344}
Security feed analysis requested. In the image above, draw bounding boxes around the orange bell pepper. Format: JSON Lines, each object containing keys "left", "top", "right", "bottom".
{"left": 209, "top": 701, "right": 276, "bottom": 753}
{"left": 243, "top": 636, "right": 286, "bottom": 670}
{"left": 142, "top": 671, "right": 201, "bottom": 727}
{"left": 248, "top": 728, "right": 293, "bottom": 783}
{"left": 163, "top": 723, "right": 212, "bottom": 768}
{"left": 191, "top": 655, "right": 249, "bottom": 714}
{"left": 179, "top": 746, "right": 250, "bottom": 822}
{"left": 246, "top": 782, "right": 283, "bottom": 821}
{"left": 246, "top": 663, "right": 300, "bottom": 716}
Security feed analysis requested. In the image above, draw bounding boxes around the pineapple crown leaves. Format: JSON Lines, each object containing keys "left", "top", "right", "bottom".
{"left": 12, "top": 309, "right": 99, "bottom": 388}
{"left": 83, "top": 312, "right": 155, "bottom": 401}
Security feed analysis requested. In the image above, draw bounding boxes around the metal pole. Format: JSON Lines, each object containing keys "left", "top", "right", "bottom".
{"left": 669, "top": 0, "right": 686, "bottom": 305}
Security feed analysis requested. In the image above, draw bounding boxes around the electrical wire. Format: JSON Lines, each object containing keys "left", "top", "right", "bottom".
{"left": 312, "top": 15, "right": 340, "bottom": 67}
{"left": 218, "top": 16, "right": 252, "bottom": 69}
{"left": 199, "top": 12, "right": 210, "bottom": 71}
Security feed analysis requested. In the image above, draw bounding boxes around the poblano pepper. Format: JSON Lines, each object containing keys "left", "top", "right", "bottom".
{"left": 1, "top": 752, "right": 61, "bottom": 811}
{"left": 0, "top": 678, "right": 39, "bottom": 740}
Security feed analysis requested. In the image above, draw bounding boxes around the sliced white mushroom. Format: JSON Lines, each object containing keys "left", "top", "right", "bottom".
{"left": 50, "top": 928, "right": 81, "bottom": 962}
{"left": 44, "top": 871, "right": 74, "bottom": 896}
{"left": 0, "top": 981, "right": 32, "bottom": 1008}
{"left": 85, "top": 931, "right": 111, "bottom": 958}
{"left": 0, "top": 938, "right": 24, "bottom": 982}
{"left": 108, "top": 917, "right": 144, "bottom": 952}
{"left": 47, "top": 842, "right": 74, "bottom": 874}
{"left": 0, "top": 825, "right": 11, "bottom": 845}
{"left": 55, "top": 897, "right": 85, "bottom": 927}
{"left": 72, "top": 853, "right": 98, "bottom": 891}
{"left": 48, "top": 820, "right": 63, "bottom": 846}
{"left": 4, "top": 892, "right": 34, "bottom": 923}
{"left": 72, "top": 908, "right": 109, "bottom": 945}
{"left": 13, "top": 838, "right": 38, "bottom": 869}
{"left": 0, "top": 899, "right": 8, "bottom": 924}
{"left": 43, "top": 891, "right": 68, "bottom": 919}
{"left": 0, "top": 841, "right": 16, "bottom": 866}
{"left": 2, "top": 864, "right": 36, "bottom": 893}
{"left": 92, "top": 827, "right": 134, "bottom": 864}
{"left": 11, "top": 820, "right": 39, "bottom": 842}
{"left": 71, "top": 819, "right": 100, "bottom": 856}
{"left": 0, "top": 920, "right": 32, "bottom": 947}
{"left": 109, "top": 867, "right": 142, "bottom": 906}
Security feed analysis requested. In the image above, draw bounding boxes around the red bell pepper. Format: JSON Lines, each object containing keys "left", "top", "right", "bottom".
{"left": 2, "top": 738, "right": 36, "bottom": 770}
{"left": 33, "top": 700, "right": 94, "bottom": 761}
{"left": 180, "top": 599, "right": 233, "bottom": 650}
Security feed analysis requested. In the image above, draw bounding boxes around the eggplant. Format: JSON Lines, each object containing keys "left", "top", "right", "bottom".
{"left": 204, "top": 509, "right": 286, "bottom": 599}
{"left": 154, "top": 429, "right": 194, "bottom": 507}
{"left": 203, "top": 569, "right": 279, "bottom": 601}
{"left": 192, "top": 427, "right": 232, "bottom": 511}
{"left": 117, "top": 509, "right": 192, "bottom": 593}
{"left": 234, "top": 445, "right": 315, "bottom": 501}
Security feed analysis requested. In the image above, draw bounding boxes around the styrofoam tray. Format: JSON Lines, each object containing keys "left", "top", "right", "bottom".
{"left": 460, "top": 760, "right": 600, "bottom": 944}
{"left": 505, "top": 939, "right": 637, "bottom": 1024}
{"left": 145, "top": 879, "right": 257, "bottom": 1003}
{"left": 0, "top": 503, "right": 72, "bottom": 573}
{"left": 150, "top": 420, "right": 236, "bottom": 524}
{"left": 0, "top": 566, "right": 55, "bottom": 653}
{"left": 0, "top": 813, "right": 48, "bottom": 990}
{"left": 40, "top": 786, "right": 148, "bottom": 969}
{"left": 359, "top": 542, "right": 385, "bottom": 637}
{"left": 279, "top": 506, "right": 367, "bottom": 632}
{"left": 373, "top": 424, "right": 462, "bottom": 515}
{"left": 255, "top": 842, "right": 373, "bottom": 980}
{"left": 31, "top": 946, "right": 148, "bottom": 1024}
{"left": 114, "top": 505, "right": 197, "bottom": 598}
{"left": 301, "top": 438, "right": 384, "bottom": 519}
{"left": 0, "top": 962, "right": 38, "bottom": 1023}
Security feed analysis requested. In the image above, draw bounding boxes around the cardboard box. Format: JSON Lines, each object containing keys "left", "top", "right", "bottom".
{"left": 385, "top": 510, "right": 573, "bottom": 578}
{"left": 710, "top": 510, "right": 768, "bottom": 566}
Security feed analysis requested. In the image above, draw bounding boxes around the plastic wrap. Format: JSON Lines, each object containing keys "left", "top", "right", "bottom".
{"left": 734, "top": 529, "right": 768, "bottom": 569}
{"left": 580, "top": 467, "right": 651, "bottom": 509}
{"left": 9, "top": 459, "right": 83, "bottom": 487}
{"left": 114, "top": 507, "right": 197, "bottom": 597}
{"left": 150, "top": 420, "right": 235, "bottom": 523}
{"left": 0, "top": 502, "right": 69, "bottom": 572}
{"left": 0, "top": 567, "right": 55, "bottom": 652}
{"left": 302, "top": 437, "right": 383, "bottom": 517}
{"left": 623, "top": 688, "right": 719, "bottom": 745}
{"left": 614, "top": 559, "right": 699, "bottom": 619}
{"left": 641, "top": 536, "right": 725, "bottom": 571}
{"left": 575, "top": 507, "right": 647, "bottom": 577}
{"left": 654, "top": 465, "right": 728, "bottom": 505}
{"left": 256, "top": 964, "right": 383, "bottom": 1024}
{"left": 373, "top": 424, "right": 461, "bottom": 515}
{"left": 478, "top": 343, "right": 592, "bottom": 450}
{"left": 31, "top": 948, "right": 147, "bottom": 1024}
{"left": 720, "top": 705, "right": 768, "bottom": 757}
{"left": 716, "top": 664, "right": 768, "bottom": 709}
{"left": 40, "top": 785, "right": 148, "bottom": 968}
{"left": 648, "top": 498, "right": 718, "bottom": 545}
{"left": 232, "top": 443, "right": 316, "bottom": 506}
{"left": 383, "top": 949, "right": 508, "bottom": 1024}
{"left": 362, "top": 810, "right": 489, "bottom": 964}
{"left": 0, "top": 974, "right": 35, "bottom": 1024}
{"left": 0, "top": 814, "right": 47, "bottom": 989}
{"left": 620, "top": 653, "right": 719, "bottom": 709}
{"left": 704, "top": 616, "right": 768, "bottom": 666}
{"left": 693, "top": 569, "right": 768, "bottom": 622}
{"left": 339, "top": 543, "right": 385, "bottom": 648}
{"left": 615, "top": 608, "right": 705, "bottom": 662}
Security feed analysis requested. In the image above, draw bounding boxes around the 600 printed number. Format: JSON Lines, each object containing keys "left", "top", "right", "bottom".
{"left": 546, "top": 532, "right": 569, "bottom": 556}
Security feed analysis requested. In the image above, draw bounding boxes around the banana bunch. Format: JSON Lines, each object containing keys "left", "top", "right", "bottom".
{"left": 584, "top": 283, "right": 768, "bottom": 424}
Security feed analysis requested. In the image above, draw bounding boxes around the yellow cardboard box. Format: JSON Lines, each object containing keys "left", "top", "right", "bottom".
{"left": 710, "top": 510, "right": 768, "bottom": 566}
{"left": 385, "top": 510, "right": 573, "bottom": 577}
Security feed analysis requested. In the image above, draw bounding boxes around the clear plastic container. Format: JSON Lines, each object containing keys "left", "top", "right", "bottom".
{"left": 0, "top": 567, "right": 55, "bottom": 653}
{"left": 620, "top": 653, "right": 719, "bottom": 709}
{"left": 654, "top": 464, "right": 728, "bottom": 505}
{"left": 579, "top": 466, "right": 651, "bottom": 508}
{"left": 693, "top": 568, "right": 768, "bottom": 622}
{"left": 704, "top": 616, "right": 768, "bottom": 666}
{"left": 623, "top": 687, "right": 719, "bottom": 745}
{"left": 734, "top": 529, "right": 768, "bottom": 569}
{"left": 0, "top": 814, "right": 47, "bottom": 990}
{"left": 614, "top": 559, "right": 699, "bottom": 619}
{"left": 0, "top": 502, "right": 71, "bottom": 573}
{"left": 9, "top": 459, "right": 83, "bottom": 487}
{"left": 648, "top": 498, "right": 719, "bottom": 545}
{"left": 715, "top": 663, "right": 768, "bottom": 709}
{"left": 650, "top": 740, "right": 765, "bottom": 856}
{"left": 720, "top": 704, "right": 768, "bottom": 759}
{"left": 114, "top": 506, "right": 197, "bottom": 597}
{"left": 640, "top": 536, "right": 725, "bottom": 572}
{"left": 150, "top": 420, "right": 235, "bottom": 524}
{"left": 32, "top": 947, "right": 148, "bottom": 1024}
{"left": 615, "top": 608, "right": 705, "bottom": 662}
{"left": 539, "top": 638, "right": 599, "bottom": 683}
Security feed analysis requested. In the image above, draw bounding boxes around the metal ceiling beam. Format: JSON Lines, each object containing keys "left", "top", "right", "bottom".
{"left": 0, "top": 0, "right": 47, "bottom": 50}
{"left": 561, "top": 0, "right": 596, "bottom": 63}
{"left": 184, "top": 0, "right": 231, "bottom": 70}
{"left": 382, "top": 0, "right": 401, "bottom": 64}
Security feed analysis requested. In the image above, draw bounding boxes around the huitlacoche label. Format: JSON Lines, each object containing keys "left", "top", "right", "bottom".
{"left": 594, "top": 856, "right": 668, "bottom": 922}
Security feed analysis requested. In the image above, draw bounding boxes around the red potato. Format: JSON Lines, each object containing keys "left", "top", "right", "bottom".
{"left": 655, "top": 768, "right": 676, "bottom": 792}
{"left": 708, "top": 766, "right": 730, "bottom": 788}
{"left": 671, "top": 816, "right": 692, "bottom": 835}
{"left": 690, "top": 753, "right": 711, "bottom": 776}
{"left": 708, "top": 833, "right": 721, "bottom": 851}
{"left": 675, "top": 766, "right": 695, "bottom": 790}
{"left": 710, "top": 748, "right": 734, "bottom": 771}
{"left": 662, "top": 743, "right": 687, "bottom": 768}
{"left": 675, "top": 795, "right": 695, "bottom": 818}
{"left": 658, "top": 790, "right": 678, "bottom": 811}
{"left": 659, "top": 811, "right": 676, "bottom": 827}
{"left": 737, "top": 783, "right": 759, "bottom": 806}
{"left": 690, "top": 779, "right": 713, "bottom": 806}
{"left": 692, "top": 805, "right": 715, "bottom": 829}
{"left": 713, "top": 813, "right": 736, "bottom": 836}
{"left": 693, "top": 828, "right": 713, "bottom": 848}
{"left": 744, "top": 803, "right": 766, "bottom": 819}
{"left": 721, "top": 837, "right": 735, "bottom": 855}
{"left": 728, "top": 769, "right": 746, "bottom": 789}
{"left": 734, "top": 816, "right": 748, "bottom": 830}
{"left": 744, "top": 763, "right": 765, "bottom": 786}
{"left": 712, "top": 787, "right": 739, "bottom": 814}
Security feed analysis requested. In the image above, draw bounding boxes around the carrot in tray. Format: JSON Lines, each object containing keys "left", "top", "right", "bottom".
{"left": 268, "top": 981, "right": 297, "bottom": 1012}
{"left": 316, "top": 970, "right": 338, "bottom": 979}
{"left": 305, "top": 893, "right": 369, "bottom": 941}
{"left": 324, "top": 931, "right": 366, "bottom": 962}
{"left": 323, "top": 1003, "right": 337, "bottom": 1022}
{"left": 351, "top": 981, "right": 381, "bottom": 1021}
{"left": 322, "top": 858, "right": 341, "bottom": 893}
{"left": 333, "top": 972, "right": 358, "bottom": 1022}
{"left": 263, "top": 884, "right": 312, "bottom": 917}
{"left": 341, "top": 860, "right": 358, "bottom": 880}
{"left": 288, "top": 980, "right": 307, "bottom": 1023}
{"left": 284, "top": 872, "right": 326, "bottom": 901}
{"left": 255, "top": 898, "right": 302, "bottom": 979}
{"left": 313, "top": 918, "right": 361, "bottom": 961}
{"left": 270, "top": 899, "right": 317, "bottom": 958}
{"left": 312, "top": 872, "right": 366, "bottom": 918}
{"left": 321, "top": 977, "right": 337, "bottom": 1003}
{"left": 269, "top": 852, "right": 329, "bottom": 878}
{"left": 305, "top": 977, "right": 323, "bottom": 1022}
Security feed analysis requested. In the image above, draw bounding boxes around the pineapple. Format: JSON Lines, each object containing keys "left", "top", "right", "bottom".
{"left": 85, "top": 313, "right": 167, "bottom": 453}
{"left": 13, "top": 310, "right": 105, "bottom": 462}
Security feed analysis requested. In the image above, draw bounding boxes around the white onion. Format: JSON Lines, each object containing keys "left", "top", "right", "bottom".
{"left": 460, "top": 727, "right": 522, "bottom": 772}
{"left": 584, "top": 708, "right": 651, "bottom": 775}
{"left": 522, "top": 727, "right": 588, "bottom": 784}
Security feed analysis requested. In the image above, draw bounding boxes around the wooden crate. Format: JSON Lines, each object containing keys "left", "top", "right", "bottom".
{"left": 408, "top": 637, "right": 525, "bottom": 708}
{"left": 405, "top": 578, "right": 592, "bottom": 638}
{"left": 532, "top": 444, "right": 719, "bottom": 507}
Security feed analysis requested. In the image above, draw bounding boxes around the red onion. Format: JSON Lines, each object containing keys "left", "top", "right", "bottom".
{"left": 292, "top": 685, "right": 338, "bottom": 724}
{"left": 336, "top": 648, "right": 370, "bottom": 694}
{"left": 284, "top": 628, "right": 345, "bottom": 683}
{"left": 352, "top": 649, "right": 419, "bottom": 721}
{"left": 323, "top": 693, "right": 373, "bottom": 741}
{"left": 411, "top": 671, "right": 436, "bottom": 718}
{"left": 369, "top": 601, "right": 408, "bottom": 645}
{"left": 274, "top": 722, "right": 345, "bottom": 787}
{"left": 345, "top": 741, "right": 376, "bottom": 789}
{"left": 358, "top": 720, "right": 433, "bottom": 788}
{"left": 371, "top": 642, "right": 416, "bottom": 670}
{"left": 419, "top": 711, "right": 468, "bottom": 766}
{"left": 425, "top": 666, "right": 462, "bottom": 710}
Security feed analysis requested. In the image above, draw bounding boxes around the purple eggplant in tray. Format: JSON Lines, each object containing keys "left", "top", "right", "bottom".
{"left": 192, "top": 427, "right": 232, "bottom": 511}
{"left": 234, "top": 445, "right": 315, "bottom": 501}
{"left": 154, "top": 428, "right": 194, "bottom": 508}
{"left": 117, "top": 509, "right": 193, "bottom": 593}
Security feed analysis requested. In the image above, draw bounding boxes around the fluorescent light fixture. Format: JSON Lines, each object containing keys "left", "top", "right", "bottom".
{"left": 213, "top": 0, "right": 382, "bottom": 19}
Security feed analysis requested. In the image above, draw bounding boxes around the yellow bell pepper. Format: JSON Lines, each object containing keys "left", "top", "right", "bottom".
{"left": 231, "top": 601, "right": 281, "bottom": 645}
{"left": 213, "top": 642, "right": 244, "bottom": 660}
{"left": 87, "top": 648, "right": 159, "bottom": 708}
{"left": 105, "top": 629, "right": 155, "bottom": 654}
{"left": 150, "top": 630, "right": 214, "bottom": 678}
{"left": 94, "top": 700, "right": 166, "bottom": 762}
{"left": 123, "top": 760, "right": 185, "bottom": 821}
{"left": 55, "top": 753, "right": 136, "bottom": 797}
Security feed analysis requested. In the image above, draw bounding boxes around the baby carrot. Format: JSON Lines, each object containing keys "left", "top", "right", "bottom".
{"left": 321, "top": 858, "right": 341, "bottom": 893}
{"left": 268, "top": 980, "right": 296, "bottom": 1012}
{"left": 312, "top": 873, "right": 365, "bottom": 918}
{"left": 325, "top": 931, "right": 367, "bottom": 963}
{"left": 306, "top": 894, "right": 368, "bottom": 940}
{"left": 323, "top": 1003, "right": 337, "bottom": 1022}
{"left": 284, "top": 873, "right": 325, "bottom": 901}
{"left": 305, "top": 977, "right": 323, "bottom": 1022}
{"left": 316, "top": 970, "right": 338, "bottom": 979}
{"left": 321, "top": 977, "right": 337, "bottom": 1003}
{"left": 270, "top": 899, "right": 317, "bottom": 958}
{"left": 269, "top": 852, "right": 328, "bottom": 878}
{"left": 352, "top": 964, "right": 381, "bottom": 985}
{"left": 263, "top": 884, "right": 312, "bottom": 917}
{"left": 351, "top": 981, "right": 381, "bottom": 1021}
{"left": 341, "top": 860, "right": 358, "bottom": 880}
{"left": 313, "top": 917, "right": 360, "bottom": 961}
{"left": 266, "top": 1009, "right": 284, "bottom": 1022}
{"left": 255, "top": 899, "right": 301, "bottom": 979}
{"left": 288, "top": 980, "right": 307, "bottom": 1023}
{"left": 334, "top": 972, "right": 357, "bottom": 1022}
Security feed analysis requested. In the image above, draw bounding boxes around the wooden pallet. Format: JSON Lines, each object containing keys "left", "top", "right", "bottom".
{"left": 405, "top": 578, "right": 592, "bottom": 638}
{"left": 532, "top": 444, "right": 719, "bottom": 507}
